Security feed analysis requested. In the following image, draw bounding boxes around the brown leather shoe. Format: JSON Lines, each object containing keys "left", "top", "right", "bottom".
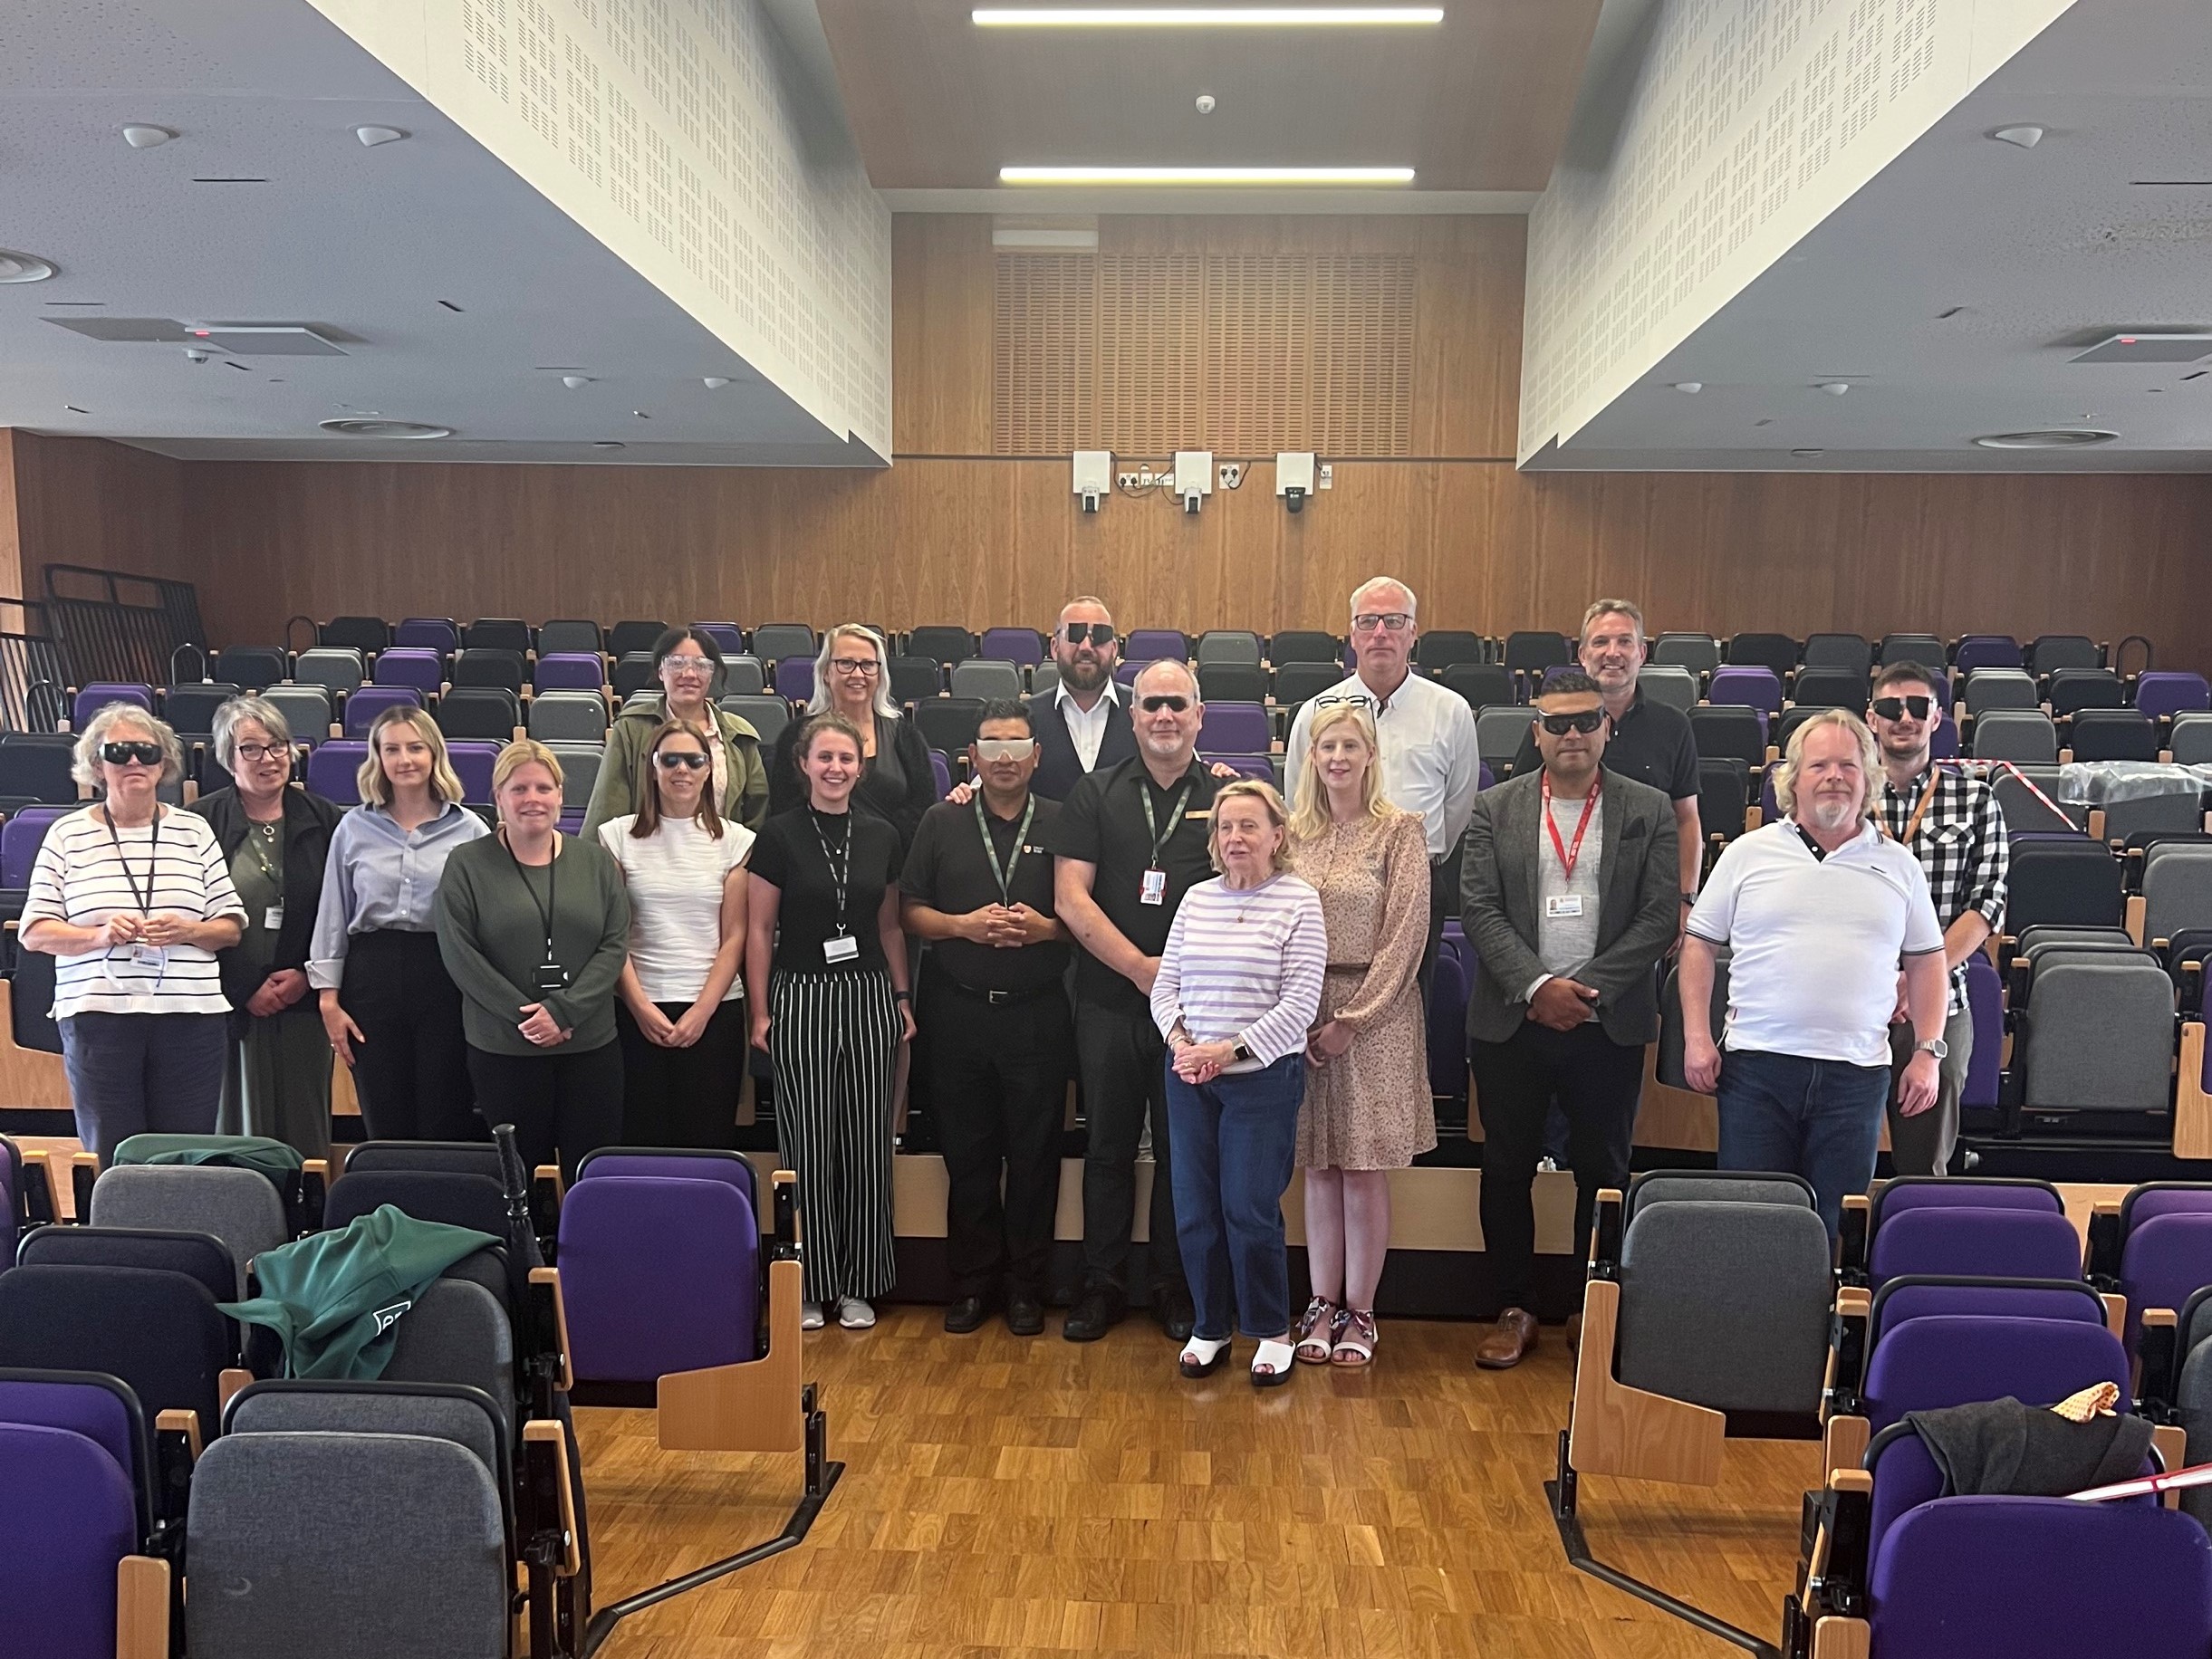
{"left": 1474, "top": 1308, "right": 1538, "bottom": 1369}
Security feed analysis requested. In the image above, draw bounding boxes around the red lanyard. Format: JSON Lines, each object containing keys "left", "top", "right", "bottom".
{"left": 1541, "top": 772, "right": 1601, "bottom": 882}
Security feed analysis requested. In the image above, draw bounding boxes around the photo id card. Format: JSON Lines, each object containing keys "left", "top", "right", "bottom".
{"left": 130, "top": 944, "right": 166, "bottom": 970}
{"left": 264, "top": 903, "right": 285, "bottom": 932}
{"left": 1544, "top": 895, "right": 1584, "bottom": 919}
{"left": 823, "top": 934, "right": 861, "bottom": 964}
{"left": 1140, "top": 868, "right": 1167, "bottom": 906}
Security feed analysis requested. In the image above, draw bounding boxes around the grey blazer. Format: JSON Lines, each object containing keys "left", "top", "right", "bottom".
{"left": 1458, "top": 769, "right": 1680, "bottom": 1047}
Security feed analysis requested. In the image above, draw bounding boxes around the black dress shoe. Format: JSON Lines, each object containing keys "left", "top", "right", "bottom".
{"left": 943, "top": 1295, "right": 990, "bottom": 1334}
{"left": 1005, "top": 1291, "right": 1044, "bottom": 1337}
{"left": 1062, "top": 1286, "right": 1126, "bottom": 1342}
{"left": 1154, "top": 1284, "right": 1196, "bottom": 1342}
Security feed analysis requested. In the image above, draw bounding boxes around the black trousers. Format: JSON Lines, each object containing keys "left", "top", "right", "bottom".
{"left": 1470, "top": 1021, "right": 1645, "bottom": 1309}
{"left": 615, "top": 998, "right": 747, "bottom": 1148}
{"left": 341, "top": 929, "right": 478, "bottom": 1143}
{"left": 922, "top": 969, "right": 1072, "bottom": 1299}
{"left": 1075, "top": 995, "right": 1185, "bottom": 1298}
{"left": 466, "top": 1040, "right": 624, "bottom": 1183}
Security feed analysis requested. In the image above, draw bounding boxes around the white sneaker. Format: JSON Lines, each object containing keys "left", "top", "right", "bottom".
{"left": 801, "top": 1300, "right": 826, "bottom": 1331}
{"left": 1535, "top": 1156, "right": 1558, "bottom": 1174}
{"left": 837, "top": 1297, "right": 877, "bottom": 1330}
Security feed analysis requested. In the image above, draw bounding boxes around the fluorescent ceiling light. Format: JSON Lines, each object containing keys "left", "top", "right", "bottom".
{"left": 976, "top": 6, "right": 1442, "bottom": 24}
{"left": 1001, "top": 165, "right": 1414, "bottom": 185}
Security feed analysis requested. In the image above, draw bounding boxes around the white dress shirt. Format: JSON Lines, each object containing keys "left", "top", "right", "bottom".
{"left": 1056, "top": 677, "right": 1121, "bottom": 774}
{"left": 1283, "top": 669, "right": 1483, "bottom": 859}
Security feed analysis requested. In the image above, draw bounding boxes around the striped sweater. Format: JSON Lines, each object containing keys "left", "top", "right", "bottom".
{"left": 1150, "top": 873, "right": 1327, "bottom": 1069}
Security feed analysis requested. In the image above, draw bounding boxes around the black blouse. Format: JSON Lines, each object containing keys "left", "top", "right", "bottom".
{"left": 748, "top": 806, "right": 903, "bottom": 973}
{"left": 768, "top": 711, "right": 936, "bottom": 852}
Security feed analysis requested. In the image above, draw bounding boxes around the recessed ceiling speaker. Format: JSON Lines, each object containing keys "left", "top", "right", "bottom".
{"left": 1972, "top": 429, "right": 2119, "bottom": 449}
{"left": 319, "top": 417, "right": 451, "bottom": 439}
{"left": 2068, "top": 332, "right": 2212, "bottom": 364}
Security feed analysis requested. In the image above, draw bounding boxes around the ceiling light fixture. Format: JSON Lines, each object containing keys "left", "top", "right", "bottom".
{"left": 1818, "top": 380, "right": 1851, "bottom": 395}
{"left": 355, "top": 126, "right": 408, "bottom": 148}
{"left": 0, "top": 249, "right": 57, "bottom": 283}
{"left": 1989, "top": 125, "right": 2045, "bottom": 149}
{"left": 562, "top": 375, "right": 591, "bottom": 389}
{"left": 1791, "top": 448, "right": 1824, "bottom": 457}
{"left": 121, "top": 124, "right": 176, "bottom": 149}
{"left": 592, "top": 441, "right": 626, "bottom": 450}
{"left": 975, "top": 7, "right": 1443, "bottom": 25}
{"left": 1972, "top": 429, "right": 2118, "bottom": 449}
{"left": 1672, "top": 381, "right": 1703, "bottom": 394}
{"left": 1001, "top": 165, "right": 1413, "bottom": 185}
{"left": 702, "top": 377, "right": 732, "bottom": 388}
{"left": 319, "top": 417, "right": 452, "bottom": 439}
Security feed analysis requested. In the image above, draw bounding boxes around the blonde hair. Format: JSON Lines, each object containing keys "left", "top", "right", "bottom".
{"left": 73, "top": 704, "right": 185, "bottom": 790}
{"left": 1288, "top": 702, "right": 1394, "bottom": 841}
{"left": 806, "top": 623, "right": 898, "bottom": 718}
{"left": 1581, "top": 599, "right": 1646, "bottom": 642}
{"left": 493, "top": 738, "right": 565, "bottom": 795}
{"left": 1773, "top": 707, "right": 1881, "bottom": 821}
{"left": 360, "top": 706, "right": 464, "bottom": 808}
{"left": 1207, "top": 780, "right": 1294, "bottom": 876}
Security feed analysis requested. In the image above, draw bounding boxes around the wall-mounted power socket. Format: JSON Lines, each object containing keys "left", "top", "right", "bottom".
{"left": 1217, "top": 461, "right": 1243, "bottom": 489}
{"left": 1318, "top": 463, "right": 1334, "bottom": 489}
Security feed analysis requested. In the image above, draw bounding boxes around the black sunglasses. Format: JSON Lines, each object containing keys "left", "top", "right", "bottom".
{"left": 102, "top": 742, "right": 163, "bottom": 766}
{"left": 1063, "top": 623, "right": 1116, "bottom": 647}
{"left": 1871, "top": 695, "right": 1933, "bottom": 721}
{"left": 654, "top": 751, "right": 710, "bottom": 770}
{"left": 1539, "top": 711, "right": 1606, "bottom": 736}
{"left": 1139, "top": 695, "right": 1190, "bottom": 713}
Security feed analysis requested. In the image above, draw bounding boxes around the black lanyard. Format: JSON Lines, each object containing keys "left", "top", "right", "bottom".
{"left": 103, "top": 806, "right": 159, "bottom": 916}
{"left": 1139, "top": 776, "right": 1196, "bottom": 872}
{"left": 974, "top": 795, "right": 1034, "bottom": 906}
{"left": 809, "top": 808, "right": 854, "bottom": 936}
{"left": 505, "top": 832, "right": 561, "bottom": 962}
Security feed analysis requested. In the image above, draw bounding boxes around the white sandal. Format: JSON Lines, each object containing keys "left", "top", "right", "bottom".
{"left": 1178, "top": 1336, "right": 1230, "bottom": 1378}
{"left": 1250, "top": 1338, "right": 1295, "bottom": 1388}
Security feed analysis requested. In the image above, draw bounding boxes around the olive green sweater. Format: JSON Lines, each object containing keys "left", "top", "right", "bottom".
{"left": 434, "top": 833, "right": 630, "bottom": 1056}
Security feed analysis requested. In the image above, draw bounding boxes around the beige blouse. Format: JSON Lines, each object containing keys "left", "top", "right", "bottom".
{"left": 1287, "top": 807, "right": 1431, "bottom": 1033}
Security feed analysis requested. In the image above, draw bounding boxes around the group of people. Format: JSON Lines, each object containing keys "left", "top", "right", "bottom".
{"left": 17, "top": 584, "right": 2007, "bottom": 1376}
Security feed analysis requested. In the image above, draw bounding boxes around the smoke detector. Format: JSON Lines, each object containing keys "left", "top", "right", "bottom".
{"left": 0, "top": 249, "right": 57, "bottom": 283}
{"left": 319, "top": 417, "right": 451, "bottom": 439}
{"left": 1972, "top": 429, "right": 2118, "bottom": 449}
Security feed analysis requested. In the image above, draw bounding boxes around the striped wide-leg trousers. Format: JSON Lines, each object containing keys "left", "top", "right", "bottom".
{"left": 769, "top": 967, "right": 902, "bottom": 1304}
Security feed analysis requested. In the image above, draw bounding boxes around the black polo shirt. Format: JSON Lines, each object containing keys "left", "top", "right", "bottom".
{"left": 1511, "top": 685, "right": 1700, "bottom": 801}
{"left": 1050, "top": 755, "right": 1221, "bottom": 1009}
{"left": 900, "top": 793, "right": 1067, "bottom": 995}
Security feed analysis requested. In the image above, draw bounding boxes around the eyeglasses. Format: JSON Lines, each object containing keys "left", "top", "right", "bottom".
{"left": 1871, "top": 695, "right": 1933, "bottom": 721}
{"left": 101, "top": 742, "right": 163, "bottom": 767}
{"left": 1061, "top": 622, "right": 1115, "bottom": 647}
{"left": 1539, "top": 710, "right": 1606, "bottom": 736}
{"left": 654, "top": 751, "right": 710, "bottom": 771}
{"left": 660, "top": 655, "right": 715, "bottom": 675}
{"left": 1351, "top": 612, "right": 1413, "bottom": 633}
{"left": 829, "top": 657, "right": 880, "bottom": 676}
{"left": 1139, "top": 695, "right": 1191, "bottom": 714}
{"left": 233, "top": 742, "right": 287, "bottom": 763}
{"left": 1313, "top": 692, "right": 1376, "bottom": 711}
{"left": 975, "top": 738, "right": 1036, "bottom": 762}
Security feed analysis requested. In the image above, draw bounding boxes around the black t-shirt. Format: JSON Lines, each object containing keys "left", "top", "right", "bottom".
{"left": 1050, "top": 756, "right": 1221, "bottom": 1008}
{"left": 900, "top": 794, "right": 1067, "bottom": 994}
{"left": 748, "top": 806, "right": 903, "bottom": 973}
{"left": 1511, "top": 686, "right": 1700, "bottom": 801}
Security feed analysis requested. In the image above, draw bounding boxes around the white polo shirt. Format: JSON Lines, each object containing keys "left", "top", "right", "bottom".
{"left": 1282, "top": 668, "right": 1482, "bottom": 858}
{"left": 1687, "top": 819, "right": 1944, "bottom": 1069}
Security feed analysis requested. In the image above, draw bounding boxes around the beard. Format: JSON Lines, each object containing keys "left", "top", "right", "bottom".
{"left": 1060, "top": 655, "right": 1108, "bottom": 693}
{"left": 1805, "top": 792, "right": 1861, "bottom": 832}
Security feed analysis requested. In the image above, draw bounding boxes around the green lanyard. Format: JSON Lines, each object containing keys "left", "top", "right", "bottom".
{"left": 973, "top": 794, "right": 1035, "bottom": 906}
{"left": 1140, "top": 777, "right": 1196, "bottom": 871}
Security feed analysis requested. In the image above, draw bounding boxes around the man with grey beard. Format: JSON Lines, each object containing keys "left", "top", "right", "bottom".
{"left": 1678, "top": 709, "right": 1948, "bottom": 1240}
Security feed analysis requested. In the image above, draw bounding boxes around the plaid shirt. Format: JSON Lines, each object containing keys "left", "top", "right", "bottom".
{"left": 1880, "top": 764, "right": 2009, "bottom": 1013}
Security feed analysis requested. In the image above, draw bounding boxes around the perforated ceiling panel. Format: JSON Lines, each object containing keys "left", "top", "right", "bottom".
{"left": 994, "top": 253, "right": 1414, "bottom": 457}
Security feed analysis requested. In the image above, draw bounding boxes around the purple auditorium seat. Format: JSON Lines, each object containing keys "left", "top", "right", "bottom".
{"left": 1123, "top": 629, "right": 1188, "bottom": 666}
{"left": 774, "top": 657, "right": 814, "bottom": 702}
{"left": 1197, "top": 703, "right": 1270, "bottom": 754}
{"left": 395, "top": 617, "right": 460, "bottom": 652}
{"left": 533, "top": 652, "right": 605, "bottom": 692}
{"left": 979, "top": 628, "right": 1043, "bottom": 667}
{"left": 1200, "top": 753, "right": 1273, "bottom": 781}
{"left": 1707, "top": 665, "right": 1783, "bottom": 718}
{"left": 72, "top": 683, "right": 154, "bottom": 726}
{"left": 558, "top": 809, "right": 585, "bottom": 838}
{"left": 2120, "top": 1211, "right": 2212, "bottom": 1351}
{"left": 557, "top": 1175, "right": 759, "bottom": 1384}
{"left": 0, "top": 1422, "right": 139, "bottom": 1659}
{"left": 1867, "top": 1276, "right": 2107, "bottom": 1347}
{"left": 341, "top": 684, "right": 423, "bottom": 738}
{"left": 1873, "top": 1176, "right": 2063, "bottom": 1230}
{"left": 2138, "top": 671, "right": 2212, "bottom": 722}
{"left": 1478, "top": 762, "right": 1495, "bottom": 790}
{"left": 1964, "top": 953, "right": 2002, "bottom": 1108}
{"left": 305, "top": 740, "right": 368, "bottom": 805}
{"left": 1930, "top": 719, "right": 1959, "bottom": 761}
{"left": 690, "top": 622, "right": 745, "bottom": 655}
{"left": 0, "top": 1376, "right": 144, "bottom": 1492}
{"left": 2, "top": 806, "right": 68, "bottom": 888}
{"left": 1951, "top": 635, "right": 2024, "bottom": 674}
{"left": 372, "top": 647, "right": 444, "bottom": 695}
{"left": 1869, "top": 1205, "right": 2083, "bottom": 1287}
{"left": 1869, "top": 1496, "right": 2211, "bottom": 1659}
{"left": 929, "top": 750, "right": 951, "bottom": 800}
{"left": 1861, "top": 1313, "right": 2129, "bottom": 1432}
{"left": 445, "top": 742, "right": 498, "bottom": 806}
{"left": 1113, "top": 659, "right": 1143, "bottom": 689}
{"left": 0, "top": 1140, "right": 15, "bottom": 1264}
{"left": 578, "top": 1149, "right": 756, "bottom": 1214}
{"left": 1427, "top": 942, "right": 1468, "bottom": 1099}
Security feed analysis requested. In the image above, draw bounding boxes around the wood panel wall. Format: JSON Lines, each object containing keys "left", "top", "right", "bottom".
{"left": 4, "top": 214, "right": 2209, "bottom": 672}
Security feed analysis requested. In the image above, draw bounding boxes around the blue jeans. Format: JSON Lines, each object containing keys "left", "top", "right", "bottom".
{"left": 1165, "top": 1054, "right": 1304, "bottom": 1341}
{"left": 1716, "top": 1048, "right": 1890, "bottom": 1241}
{"left": 60, "top": 1011, "right": 228, "bottom": 1163}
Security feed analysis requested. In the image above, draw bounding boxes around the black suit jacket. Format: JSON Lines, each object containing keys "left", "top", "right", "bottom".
{"left": 1026, "top": 689, "right": 1137, "bottom": 801}
{"left": 190, "top": 785, "right": 346, "bottom": 1026}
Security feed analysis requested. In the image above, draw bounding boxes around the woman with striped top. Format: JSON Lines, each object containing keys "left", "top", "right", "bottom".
{"left": 21, "top": 704, "right": 246, "bottom": 1161}
{"left": 1150, "top": 780, "right": 1326, "bottom": 1386}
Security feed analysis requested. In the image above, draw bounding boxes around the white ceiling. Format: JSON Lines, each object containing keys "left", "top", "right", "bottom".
{"left": 1533, "top": 0, "right": 2212, "bottom": 472}
{"left": 0, "top": 0, "right": 879, "bottom": 465}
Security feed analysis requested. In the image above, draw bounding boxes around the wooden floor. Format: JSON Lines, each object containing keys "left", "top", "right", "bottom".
{"left": 576, "top": 1309, "right": 1819, "bottom": 1659}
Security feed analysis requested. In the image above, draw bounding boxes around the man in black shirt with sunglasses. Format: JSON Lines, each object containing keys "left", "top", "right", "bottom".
{"left": 1029, "top": 597, "right": 1137, "bottom": 801}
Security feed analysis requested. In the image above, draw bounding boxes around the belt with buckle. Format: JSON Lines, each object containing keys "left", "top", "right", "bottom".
{"left": 946, "top": 978, "right": 1061, "bottom": 1007}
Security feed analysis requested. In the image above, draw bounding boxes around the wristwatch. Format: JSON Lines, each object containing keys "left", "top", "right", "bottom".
{"left": 1232, "top": 1041, "right": 1253, "bottom": 1063}
{"left": 1680, "top": 891, "right": 1697, "bottom": 907}
{"left": 1913, "top": 1037, "right": 1948, "bottom": 1060}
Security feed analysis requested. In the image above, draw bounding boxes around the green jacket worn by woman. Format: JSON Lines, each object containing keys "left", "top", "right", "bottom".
{"left": 580, "top": 695, "right": 768, "bottom": 839}
{"left": 433, "top": 832, "right": 631, "bottom": 1057}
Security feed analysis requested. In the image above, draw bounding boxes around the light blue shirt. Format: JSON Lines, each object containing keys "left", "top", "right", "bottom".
{"left": 306, "top": 801, "right": 490, "bottom": 989}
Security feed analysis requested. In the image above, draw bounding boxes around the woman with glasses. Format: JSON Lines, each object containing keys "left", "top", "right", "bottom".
{"left": 189, "top": 695, "right": 346, "bottom": 1160}
{"left": 768, "top": 623, "right": 935, "bottom": 854}
{"left": 582, "top": 627, "right": 770, "bottom": 837}
{"left": 21, "top": 705, "right": 246, "bottom": 1160}
{"left": 599, "top": 720, "right": 755, "bottom": 1146}
{"left": 309, "top": 705, "right": 489, "bottom": 1142}
{"left": 1283, "top": 702, "right": 1433, "bottom": 1367}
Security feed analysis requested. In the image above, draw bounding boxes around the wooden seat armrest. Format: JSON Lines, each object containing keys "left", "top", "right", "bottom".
{"left": 153, "top": 1408, "right": 201, "bottom": 1462}
{"left": 532, "top": 1164, "right": 566, "bottom": 1201}
{"left": 115, "top": 1555, "right": 171, "bottom": 1659}
{"left": 218, "top": 1369, "right": 253, "bottom": 1419}
{"left": 522, "top": 1421, "right": 582, "bottom": 1577}
{"left": 528, "top": 1267, "right": 572, "bottom": 1393}
{"left": 1838, "top": 1194, "right": 1871, "bottom": 1283}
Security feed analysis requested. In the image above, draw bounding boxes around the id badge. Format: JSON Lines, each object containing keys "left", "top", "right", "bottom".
{"left": 1544, "top": 895, "right": 1584, "bottom": 919}
{"left": 823, "top": 934, "right": 861, "bottom": 964}
{"left": 130, "top": 944, "right": 166, "bottom": 970}
{"left": 531, "top": 960, "right": 571, "bottom": 993}
{"left": 1140, "top": 868, "right": 1167, "bottom": 906}
{"left": 264, "top": 903, "right": 285, "bottom": 932}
